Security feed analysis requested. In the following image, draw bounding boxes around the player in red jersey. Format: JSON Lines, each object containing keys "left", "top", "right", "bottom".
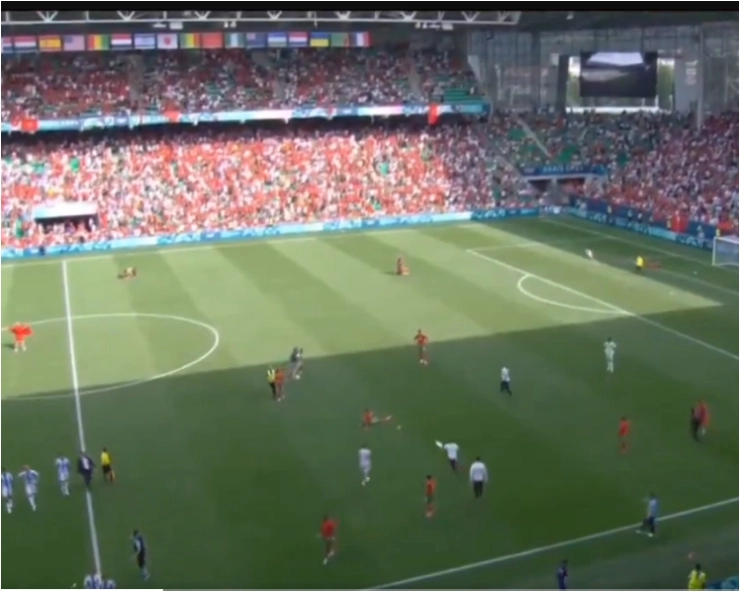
{"left": 618, "top": 416, "right": 631, "bottom": 454}
{"left": 424, "top": 475, "right": 436, "bottom": 518}
{"left": 414, "top": 329, "right": 429, "bottom": 365}
{"left": 319, "top": 515, "right": 337, "bottom": 564}
{"left": 396, "top": 257, "right": 409, "bottom": 276}
{"left": 362, "top": 409, "right": 392, "bottom": 429}
{"left": 275, "top": 368, "right": 286, "bottom": 401}
{"left": 9, "top": 322, "right": 32, "bottom": 353}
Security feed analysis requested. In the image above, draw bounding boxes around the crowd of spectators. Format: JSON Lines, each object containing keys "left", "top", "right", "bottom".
{"left": 1, "top": 120, "right": 507, "bottom": 248}
{"left": 1, "top": 49, "right": 738, "bottom": 248}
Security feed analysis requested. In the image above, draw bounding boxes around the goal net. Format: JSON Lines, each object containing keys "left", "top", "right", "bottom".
{"left": 712, "top": 235, "right": 739, "bottom": 267}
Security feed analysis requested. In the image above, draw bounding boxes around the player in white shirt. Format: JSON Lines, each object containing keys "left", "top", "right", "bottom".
{"left": 500, "top": 366, "right": 512, "bottom": 395}
{"left": 604, "top": 337, "right": 617, "bottom": 373}
{"left": 55, "top": 455, "right": 71, "bottom": 496}
{"left": 442, "top": 442, "right": 460, "bottom": 473}
{"left": 2, "top": 467, "right": 14, "bottom": 514}
{"left": 83, "top": 573, "right": 104, "bottom": 589}
{"left": 358, "top": 445, "right": 372, "bottom": 486}
{"left": 18, "top": 466, "right": 39, "bottom": 511}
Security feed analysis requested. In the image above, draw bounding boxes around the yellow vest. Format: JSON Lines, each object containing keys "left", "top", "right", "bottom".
{"left": 267, "top": 369, "right": 276, "bottom": 383}
{"left": 688, "top": 570, "right": 706, "bottom": 590}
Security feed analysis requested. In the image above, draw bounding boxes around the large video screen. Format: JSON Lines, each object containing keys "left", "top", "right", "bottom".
{"left": 579, "top": 51, "right": 658, "bottom": 98}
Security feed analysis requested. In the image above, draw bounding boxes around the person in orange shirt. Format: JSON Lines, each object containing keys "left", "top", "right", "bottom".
{"left": 362, "top": 409, "right": 392, "bottom": 429}
{"left": 274, "top": 368, "right": 286, "bottom": 401}
{"left": 396, "top": 256, "right": 409, "bottom": 276}
{"left": 9, "top": 322, "right": 32, "bottom": 353}
{"left": 414, "top": 330, "right": 429, "bottom": 365}
{"left": 319, "top": 515, "right": 337, "bottom": 565}
{"left": 618, "top": 417, "right": 631, "bottom": 454}
{"left": 425, "top": 475, "right": 436, "bottom": 518}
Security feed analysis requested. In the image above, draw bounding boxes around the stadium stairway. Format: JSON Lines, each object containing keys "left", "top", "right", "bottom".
{"left": 252, "top": 51, "right": 282, "bottom": 103}
{"left": 513, "top": 113, "right": 552, "bottom": 161}
{"left": 407, "top": 55, "right": 424, "bottom": 101}
{"left": 127, "top": 53, "right": 144, "bottom": 107}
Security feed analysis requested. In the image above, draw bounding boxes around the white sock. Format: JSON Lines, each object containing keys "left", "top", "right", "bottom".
{"left": 29, "top": 496, "right": 36, "bottom": 511}
{"left": 6, "top": 500, "right": 12, "bottom": 513}
{"left": 607, "top": 361, "right": 614, "bottom": 372}
{"left": 62, "top": 483, "right": 69, "bottom": 496}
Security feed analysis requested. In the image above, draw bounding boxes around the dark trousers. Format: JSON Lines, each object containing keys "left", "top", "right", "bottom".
{"left": 269, "top": 382, "right": 277, "bottom": 399}
{"left": 473, "top": 480, "right": 484, "bottom": 499}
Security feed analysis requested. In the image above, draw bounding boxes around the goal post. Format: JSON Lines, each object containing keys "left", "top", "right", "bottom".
{"left": 712, "top": 235, "right": 739, "bottom": 267}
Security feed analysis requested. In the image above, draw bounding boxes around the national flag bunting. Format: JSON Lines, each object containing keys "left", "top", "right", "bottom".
{"left": 179, "top": 33, "right": 200, "bottom": 49}
{"left": 310, "top": 32, "right": 330, "bottom": 48}
{"left": 351, "top": 32, "right": 371, "bottom": 47}
{"left": 246, "top": 32, "right": 266, "bottom": 49}
{"left": 87, "top": 34, "right": 110, "bottom": 51}
{"left": 134, "top": 33, "right": 156, "bottom": 50}
{"left": 267, "top": 32, "right": 287, "bottom": 48}
{"left": 38, "top": 35, "right": 63, "bottom": 52}
{"left": 224, "top": 32, "right": 244, "bottom": 48}
{"left": 157, "top": 33, "right": 178, "bottom": 49}
{"left": 63, "top": 35, "right": 85, "bottom": 51}
{"left": 2, "top": 38, "right": 14, "bottom": 53}
{"left": 288, "top": 31, "right": 308, "bottom": 48}
{"left": 13, "top": 36, "right": 37, "bottom": 51}
{"left": 330, "top": 32, "right": 349, "bottom": 47}
{"left": 200, "top": 32, "right": 223, "bottom": 49}
{"left": 110, "top": 33, "right": 133, "bottom": 48}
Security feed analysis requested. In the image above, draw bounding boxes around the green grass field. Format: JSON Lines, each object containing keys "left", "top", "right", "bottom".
{"left": 1, "top": 216, "right": 738, "bottom": 589}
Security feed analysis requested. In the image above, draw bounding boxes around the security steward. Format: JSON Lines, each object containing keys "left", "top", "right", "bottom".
{"left": 267, "top": 367, "right": 277, "bottom": 400}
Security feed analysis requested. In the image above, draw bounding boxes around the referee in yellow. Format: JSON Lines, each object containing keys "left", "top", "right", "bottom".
{"left": 267, "top": 367, "right": 277, "bottom": 400}
{"left": 101, "top": 448, "right": 115, "bottom": 483}
{"left": 688, "top": 563, "right": 707, "bottom": 590}
{"left": 635, "top": 255, "right": 645, "bottom": 272}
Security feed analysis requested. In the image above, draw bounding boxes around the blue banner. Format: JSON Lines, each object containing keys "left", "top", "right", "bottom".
{"left": 1, "top": 103, "right": 488, "bottom": 134}
{"left": 1, "top": 207, "right": 539, "bottom": 260}
{"left": 574, "top": 197, "right": 720, "bottom": 240}
{"left": 567, "top": 208, "right": 713, "bottom": 251}
{"left": 520, "top": 164, "right": 607, "bottom": 177}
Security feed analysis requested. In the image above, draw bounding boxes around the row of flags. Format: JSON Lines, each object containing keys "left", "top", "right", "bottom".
{"left": 1, "top": 31, "right": 372, "bottom": 53}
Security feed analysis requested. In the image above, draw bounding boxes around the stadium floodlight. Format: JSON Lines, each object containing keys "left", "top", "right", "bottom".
{"left": 712, "top": 235, "right": 739, "bottom": 267}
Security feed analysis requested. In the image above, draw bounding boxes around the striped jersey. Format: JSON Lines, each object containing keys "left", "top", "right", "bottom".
{"left": 18, "top": 468, "right": 39, "bottom": 488}
{"left": 55, "top": 457, "right": 71, "bottom": 481}
{"left": 1, "top": 471, "right": 13, "bottom": 494}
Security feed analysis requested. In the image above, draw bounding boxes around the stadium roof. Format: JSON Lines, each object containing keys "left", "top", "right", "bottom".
{"left": 1, "top": 10, "right": 736, "bottom": 31}
{"left": 517, "top": 10, "right": 738, "bottom": 32}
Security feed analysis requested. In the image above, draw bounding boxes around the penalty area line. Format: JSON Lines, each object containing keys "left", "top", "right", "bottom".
{"left": 368, "top": 497, "right": 738, "bottom": 589}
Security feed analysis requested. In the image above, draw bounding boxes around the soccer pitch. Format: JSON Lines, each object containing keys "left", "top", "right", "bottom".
{"left": 1, "top": 217, "right": 738, "bottom": 589}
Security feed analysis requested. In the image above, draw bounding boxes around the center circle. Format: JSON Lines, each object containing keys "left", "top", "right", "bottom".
{"left": 1, "top": 313, "right": 220, "bottom": 402}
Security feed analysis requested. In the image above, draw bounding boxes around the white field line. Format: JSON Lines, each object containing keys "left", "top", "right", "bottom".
{"left": 542, "top": 218, "right": 738, "bottom": 297}
{"left": 1, "top": 226, "right": 475, "bottom": 269}
{"left": 466, "top": 235, "right": 610, "bottom": 253}
{"left": 369, "top": 497, "right": 739, "bottom": 589}
{"left": 544, "top": 217, "right": 739, "bottom": 281}
{"left": 467, "top": 249, "right": 738, "bottom": 362}
{"left": 61, "top": 261, "right": 103, "bottom": 574}
{"left": 2, "top": 229, "right": 601, "bottom": 270}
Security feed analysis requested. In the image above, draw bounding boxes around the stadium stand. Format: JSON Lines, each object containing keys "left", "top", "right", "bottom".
{"left": 1, "top": 33, "right": 738, "bottom": 249}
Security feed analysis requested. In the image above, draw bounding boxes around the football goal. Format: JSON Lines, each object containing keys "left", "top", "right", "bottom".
{"left": 712, "top": 235, "right": 739, "bottom": 267}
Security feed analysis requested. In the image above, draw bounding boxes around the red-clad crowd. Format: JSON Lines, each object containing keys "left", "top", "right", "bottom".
{"left": 1, "top": 121, "right": 502, "bottom": 248}
{"left": 1, "top": 50, "right": 738, "bottom": 248}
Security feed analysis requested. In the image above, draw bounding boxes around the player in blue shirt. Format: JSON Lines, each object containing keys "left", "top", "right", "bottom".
{"left": 132, "top": 530, "right": 150, "bottom": 580}
{"left": 556, "top": 560, "right": 569, "bottom": 590}
{"left": 1, "top": 468, "right": 14, "bottom": 514}
{"left": 637, "top": 492, "right": 659, "bottom": 537}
